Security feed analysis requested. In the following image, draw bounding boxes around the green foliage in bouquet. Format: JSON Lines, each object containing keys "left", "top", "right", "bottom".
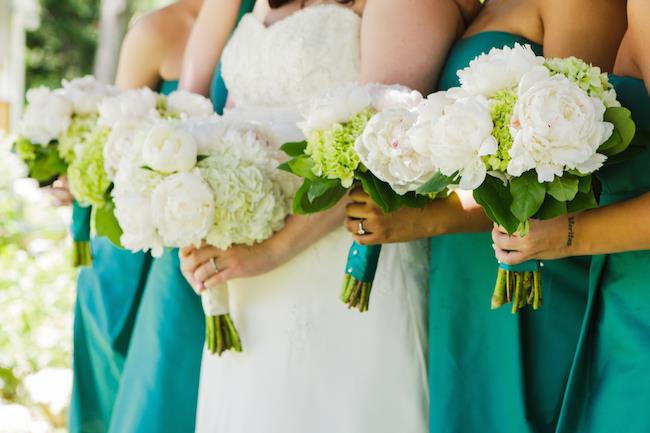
{"left": 13, "top": 138, "right": 68, "bottom": 186}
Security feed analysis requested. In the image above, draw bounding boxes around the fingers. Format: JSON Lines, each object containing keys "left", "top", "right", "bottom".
{"left": 493, "top": 245, "right": 527, "bottom": 266}
{"left": 352, "top": 233, "right": 382, "bottom": 246}
{"left": 348, "top": 187, "right": 371, "bottom": 203}
{"left": 204, "top": 268, "right": 237, "bottom": 289}
{"left": 491, "top": 227, "right": 522, "bottom": 252}
{"left": 50, "top": 188, "right": 74, "bottom": 206}
{"left": 345, "top": 202, "right": 373, "bottom": 219}
{"left": 194, "top": 258, "right": 221, "bottom": 284}
{"left": 180, "top": 245, "right": 221, "bottom": 274}
{"left": 345, "top": 217, "right": 374, "bottom": 235}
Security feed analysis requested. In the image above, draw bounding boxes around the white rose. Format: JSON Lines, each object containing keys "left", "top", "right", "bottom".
{"left": 419, "top": 96, "right": 497, "bottom": 190}
{"left": 166, "top": 90, "right": 214, "bottom": 118}
{"left": 98, "top": 88, "right": 159, "bottom": 128}
{"left": 508, "top": 72, "right": 613, "bottom": 182}
{"left": 355, "top": 108, "right": 436, "bottom": 194}
{"left": 141, "top": 123, "right": 198, "bottom": 173}
{"left": 367, "top": 84, "right": 423, "bottom": 111}
{"left": 19, "top": 87, "right": 73, "bottom": 145}
{"left": 62, "top": 75, "right": 117, "bottom": 115}
{"left": 114, "top": 193, "right": 164, "bottom": 257}
{"left": 458, "top": 43, "right": 545, "bottom": 97}
{"left": 151, "top": 171, "right": 215, "bottom": 248}
{"left": 298, "top": 84, "right": 372, "bottom": 136}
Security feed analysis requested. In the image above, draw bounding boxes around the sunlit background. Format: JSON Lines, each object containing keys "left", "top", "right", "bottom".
{"left": 0, "top": 1, "right": 171, "bottom": 431}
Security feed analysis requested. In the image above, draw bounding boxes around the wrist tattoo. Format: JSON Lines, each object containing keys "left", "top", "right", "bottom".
{"left": 566, "top": 216, "right": 575, "bottom": 247}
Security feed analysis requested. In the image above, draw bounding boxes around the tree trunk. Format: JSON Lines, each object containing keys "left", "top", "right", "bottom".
{"left": 93, "top": 0, "right": 132, "bottom": 84}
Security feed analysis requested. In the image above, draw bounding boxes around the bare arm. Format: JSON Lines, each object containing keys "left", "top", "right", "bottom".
{"left": 178, "top": 0, "right": 243, "bottom": 95}
{"left": 114, "top": 17, "right": 166, "bottom": 89}
{"left": 627, "top": 0, "right": 650, "bottom": 86}
{"left": 541, "top": 0, "right": 627, "bottom": 70}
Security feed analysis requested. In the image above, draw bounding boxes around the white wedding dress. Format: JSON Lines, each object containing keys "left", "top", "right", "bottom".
{"left": 195, "top": 5, "right": 430, "bottom": 433}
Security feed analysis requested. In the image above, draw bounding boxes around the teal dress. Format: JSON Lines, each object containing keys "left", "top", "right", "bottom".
{"left": 427, "top": 32, "right": 591, "bottom": 433}
{"left": 555, "top": 77, "right": 650, "bottom": 433}
{"left": 107, "top": 4, "right": 255, "bottom": 433}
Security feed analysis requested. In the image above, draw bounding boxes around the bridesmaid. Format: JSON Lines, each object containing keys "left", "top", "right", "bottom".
{"left": 66, "top": 0, "right": 202, "bottom": 430}
{"left": 106, "top": 2, "right": 254, "bottom": 433}
{"left": 493, "top": 2, "right": 650, "bottom": 431}
{"left": 344, "top": 0, "right": 627, "bottom": 432}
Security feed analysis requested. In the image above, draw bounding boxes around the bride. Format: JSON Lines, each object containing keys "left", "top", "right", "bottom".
{"left": 179, "top": 0, "right": 469, "bottom": 431}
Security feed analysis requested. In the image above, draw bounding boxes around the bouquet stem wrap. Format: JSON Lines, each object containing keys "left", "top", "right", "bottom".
{"left": 492, "top": 260, "right": 542, "bottom": 313}
{"left": 201, "top": 283, "right": 242, "bottom": 356}
{"left": 71, "top": 201, "right": 92, "bottom": 267}
{"left": 341, "top": 242, "right": 381, "bottom": 312}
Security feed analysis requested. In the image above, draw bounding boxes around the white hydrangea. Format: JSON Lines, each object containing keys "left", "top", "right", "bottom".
{"left": 98, "top": 87, "right": 159, "bottom": 128}
{"left": 413, "top": 95, "right": 497, "bottom": 190}
{"left": 508, "top": 69, "right": 613, "bottom": 182}
{"left": 19, "top": 87, "right": 73, "bottom": 145}
{"left": 166, "top": 90, "right": 214, "bottom": 118}
{"left": 458, "top": 43, "right": 545, "bottom": 97}
{"left": 141, "top": 122, "right": 198, "bottom": 173}
{"left": 355, "top": 108, "right": 436, "bottom": 194}
{"left": 62, "top": 75, "right": 118, "bottom": 115}
{"left": 151, "top": 171, "right": 215, "bottom": 248}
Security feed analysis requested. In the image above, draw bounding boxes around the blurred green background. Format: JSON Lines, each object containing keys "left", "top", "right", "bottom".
{"left": 1, "top": 0, "right": 170, "bottom": 431}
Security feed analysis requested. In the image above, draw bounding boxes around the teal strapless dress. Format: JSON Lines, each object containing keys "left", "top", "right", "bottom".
{"left": 107, "top": 5, "right": 255, "bottom": 433}
{"left": 555, "top": 77, "right": 650, "bottom": 433}
{"left": 427, "top": 32, "right": 591, "bottom": 433}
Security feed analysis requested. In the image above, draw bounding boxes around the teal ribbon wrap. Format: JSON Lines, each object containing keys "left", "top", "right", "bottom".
{"left": 499, "top": 260, "right": 541, "bottom": 273}
{"left": 344, "top": 242, "right": 381, "bottom": 283}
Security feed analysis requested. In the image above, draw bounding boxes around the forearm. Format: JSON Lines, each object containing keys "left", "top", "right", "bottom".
{"left": 179, "top": 0, "right": 241, "bottom": 95}
{"left": 268, "top": 200, "right": 347, "bottom": 264}
{"left": 571, "top": 192, "right": 650, "bottom": 256}
{"left": 422, "top": 191, "right": 492, "bottom": 237}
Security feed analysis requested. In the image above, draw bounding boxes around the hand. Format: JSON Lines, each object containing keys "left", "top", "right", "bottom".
{"left": 492, "top": 216, "right": 573, "bottom": 265}
{"left": 179, "top": 241, "right": 279, "bottom": 293}
{"left": 344, "top": 187, "right": 434, "bottom": 245}
{"left": 47, "top": 176, "right": 74, "bottom": 206}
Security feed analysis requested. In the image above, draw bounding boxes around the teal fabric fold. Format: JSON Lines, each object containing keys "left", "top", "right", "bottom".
{"left": 344, "top": 242, "right": 381, "bottom": 283}
{"left": 71, "top": 201, "right": 92, "bottom": 242}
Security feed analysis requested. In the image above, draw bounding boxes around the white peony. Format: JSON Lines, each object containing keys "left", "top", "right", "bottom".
{"left": 458, "top": 43, "right": 545, "bottom": 97}
{"left": 298, "top": 84, "right": 372, "bottom": 136}
{"left": 114, "top": 193, "right": 164, "bottom": 257}
{"left": 166, "top": 90, "right": 214, "bottom": 118}
{"left": 62, "top": 75, "right": 117, "bottom": 114}
{"left": 141, "top": 122, "right": 198, "bottom": 173}
{"left": 151, "top": 171, "right": 215, "bottom": 248}
{"left": 98, "top": 87, "right": 159, "bottom": 128}
{"left": 19, "top": 87, "right": 73, "bottom": 145}
{"left": 416, "top": 96, "right": 497, "bottom": 190}
{"left": 508, "top": 71, "right": 613, "bottom": 182}
{"left": 366, "top": 83, "right": 424, "bottom": 111}
{"left": 103, "top": 118, "right": 153, "bottom": 180}
{"left": 355, "top": 108, "right": 436, "bottom": 194}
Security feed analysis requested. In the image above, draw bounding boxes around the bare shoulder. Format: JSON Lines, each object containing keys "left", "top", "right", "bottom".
{"left": 125, "top": 3, "right": 191, "bottom": 51}
{"left": 540, "top": 0, "right": 626, "bottom": 25}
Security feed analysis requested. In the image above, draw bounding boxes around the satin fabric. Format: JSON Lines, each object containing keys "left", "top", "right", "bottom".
{"left": 427, "top": 32, "right": 591, "bottom": 433}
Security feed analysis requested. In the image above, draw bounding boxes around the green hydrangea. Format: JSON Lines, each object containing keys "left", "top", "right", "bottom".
{"left": 58, "top": 114, "right": 99, "bottom": 163}
{"left": 545, "top": 57, "right": 619, "bottom": 107}
{"left": 485, "top": 89, "right": 517, "bottom": 172}
{"left": 68, "top": 127, "right": 111, "bottom": 207}
{"left": 306, "top": 108, "right": 376, "bottom": 187}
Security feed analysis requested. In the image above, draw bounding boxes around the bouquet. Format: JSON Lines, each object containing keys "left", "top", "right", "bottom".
{"left": 112, "top": 117, "right": 296, "bottom": 355}
{"left": 416, "top": 44, "right": 635, "bottom": 312}
{"left": 281, "top": 84, "right": 442, "bottom": 311}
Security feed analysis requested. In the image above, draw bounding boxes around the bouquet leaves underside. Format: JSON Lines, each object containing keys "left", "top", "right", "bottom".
{"left": 94, "top": 191, "right": 123, "bottom": 247}
{"left": 13, "top": 139, "right": 68, "bottom": 186}
{"left": 279, "top": 141, "right": 428, "bottom": 215}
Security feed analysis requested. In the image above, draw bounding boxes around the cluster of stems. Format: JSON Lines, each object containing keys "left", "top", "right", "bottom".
{"left": 73, "top": 240, "right": 92, "bottom": 267}
{"left": 341, "top": 274, "right": 372, "bottom": 312}
{"left": 491, "top": 268, "right": 543, "bottom": 313}
{"left": 206, "top": 314, "right": 242, "bottom": 356}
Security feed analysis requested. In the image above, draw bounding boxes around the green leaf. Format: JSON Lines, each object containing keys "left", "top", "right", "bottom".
{"left": 567, "top": 190, "right": 598, "bottom": 213}
{"left": 400, "top": 192, "right": 430, "bottom": 209}
{"left": 535, "top": 195, "right": 567, "bottom": 220}
{"left": 29, "top": 147, "right": 68, "bottom": 185}
{"left": 599, "top": 106, "right": 636, "bottom": 157}
{"left": 416, "top": 171, "right": 459, "bottom": 194}
{"left": 293, "top": 180, "right": 347, "bottom": 214}
{"left": 307, "top": 178, "right": 341, "bottom": 203}
{"left": 197, "top": 155, "right": 209, "bottom": 162}
{"left": 546, "top": 176, "right": 580, "bottom": 202}
{"left": 356, "top": 171, "right": 401, "bottom": 213}
{"left": 280, "top": 141, "right": 308, "bottom": 157}
{"left": 509, "top": 171, "right": 546, "bottom": 221}
{"left": 94, "top": 199, "right": 123, "bottom": 248}
{"left": 285, "top": 156, "right": 316, "bottom": 180}
{"left": 578, "top": 175, "right": 592, "bottom": 194}
{"left": 473, "top": 175, "right": 519, "bottom": 235}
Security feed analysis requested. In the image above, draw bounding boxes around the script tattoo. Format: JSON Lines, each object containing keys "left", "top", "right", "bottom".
{"left": 566, "top": 216, "right": 576, "bottom": 247}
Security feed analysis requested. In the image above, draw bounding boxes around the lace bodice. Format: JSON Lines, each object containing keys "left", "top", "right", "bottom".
{"left": 221, "top": 4, "right": 361, "bottom": 108}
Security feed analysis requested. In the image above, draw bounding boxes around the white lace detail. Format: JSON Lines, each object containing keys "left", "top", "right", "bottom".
{"left": 221, "top": 4, "right": 361, "bottom": 108}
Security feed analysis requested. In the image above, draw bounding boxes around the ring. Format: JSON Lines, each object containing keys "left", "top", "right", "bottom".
{"left": 357, "top": 220, "right": 366, "bottom": 235}
{"left": 210, "top": 257, "right": 219, "bottom": 274}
